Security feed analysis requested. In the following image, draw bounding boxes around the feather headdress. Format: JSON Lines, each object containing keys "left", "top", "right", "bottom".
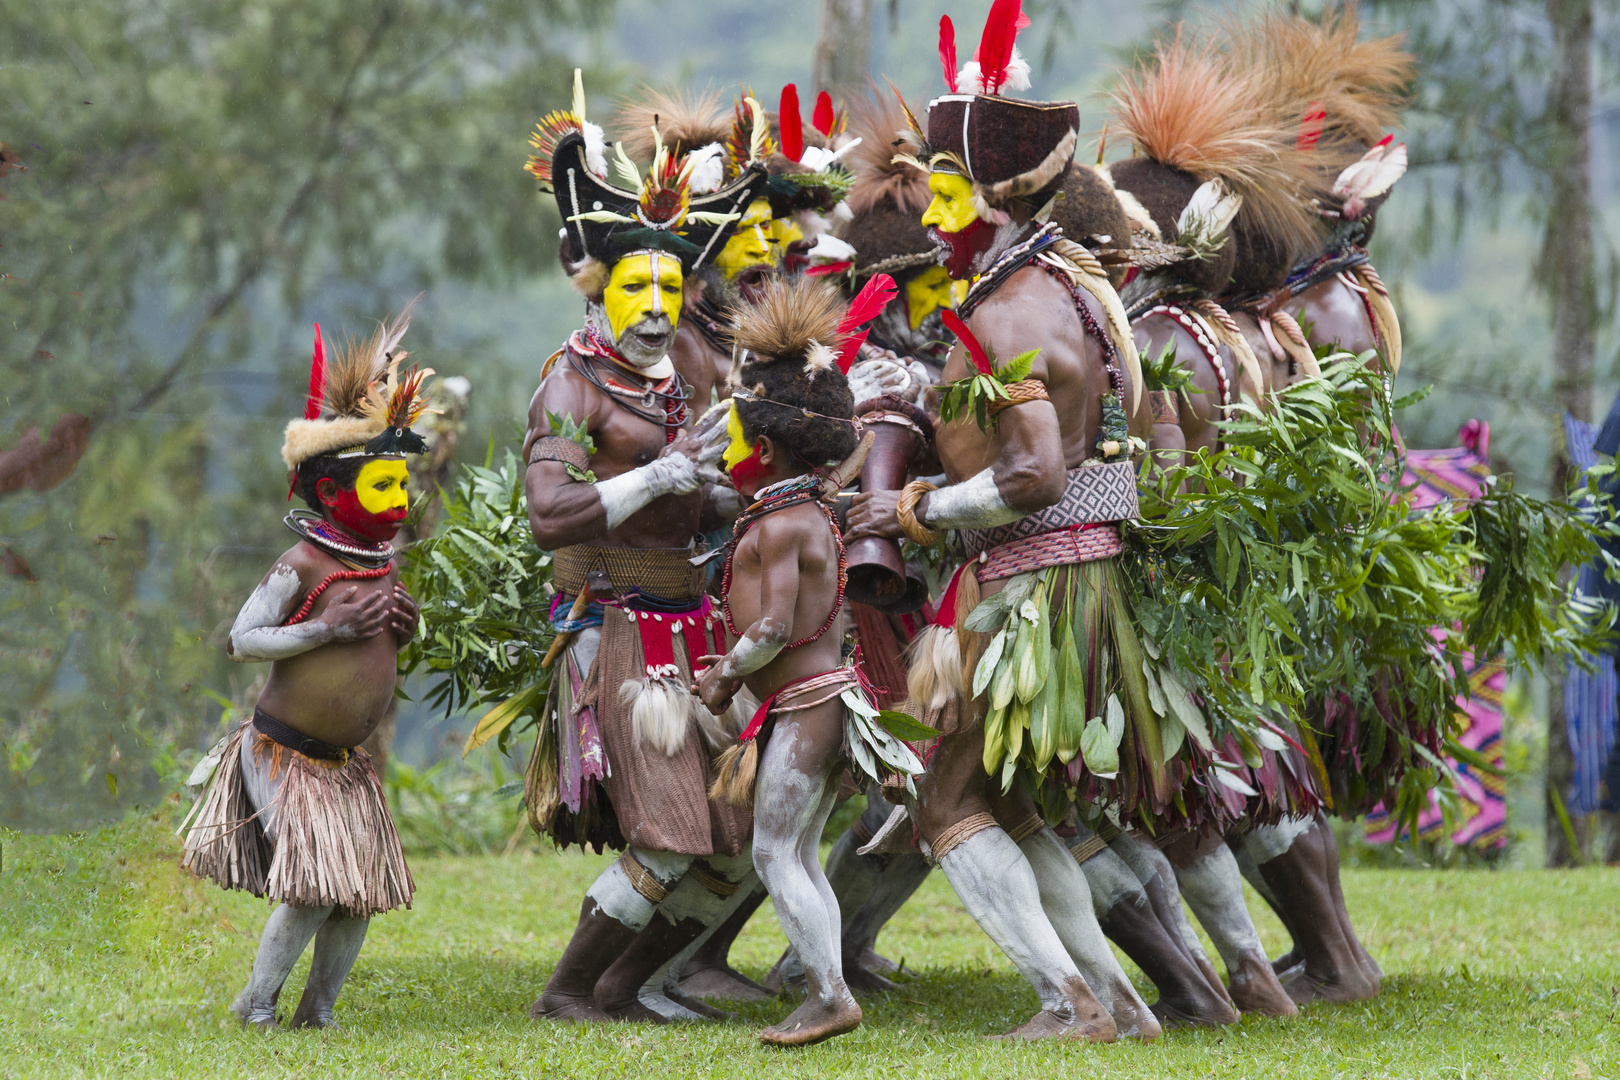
{"left": 281, "top": 296, "right": 435, "bottom": 471}
{"left": 731, "top": 276, "right": 847, "bottom": 373}
{"left": 614, "top": 86, "right": 731, "bottom": 161}
{"left": 846, "top": 85, "right": 932, "bottom": 218}
{"left": 1108, "top": 31, "right": 1324, "bottom": 271}
{"left": 1222, "top": 4, "right": 1415, "bottom": 154}
{"left": 525, "top": 69, "right": 608, "bottom": 188}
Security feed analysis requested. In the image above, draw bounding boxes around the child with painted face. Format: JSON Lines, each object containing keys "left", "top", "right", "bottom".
{"left": 182, "top": 306, "right": 432, "bottom": 1030}
{"left": 693, "top": 277, "right": 923, "bottom": 1047}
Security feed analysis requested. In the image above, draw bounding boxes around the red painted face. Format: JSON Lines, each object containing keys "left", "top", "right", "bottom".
{"left": 929, "top": 217, "right": 995, "bottom": 280}
{"left": 318, "top": 459, "right": 409, "bottom": 543}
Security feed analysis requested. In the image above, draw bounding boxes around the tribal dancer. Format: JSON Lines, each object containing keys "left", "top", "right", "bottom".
{"left": 1212, "top": 8, "right": 1416, "bottom": 1004}
{"left": 182, "top": 305, "right": 430, "bottom": 1029}
{"left": 698, "top": 275, "right": 926, "bottom": 1046}
{"left": 518, "top": 73, "right": 774, "bottom": 1022}
{"left": 845, "top": 3, "right": 1161, "bottom": 1041}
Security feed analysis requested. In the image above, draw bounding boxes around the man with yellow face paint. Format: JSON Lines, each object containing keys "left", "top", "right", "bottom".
{"left": 841, "top": 34, "right": 1169, "bottom": 1043}
{"left": 183, "top": 305, "right": 434, "bottom": 1032}
{"left": 519, "top": 95, "right": 784, "bottom": 1025}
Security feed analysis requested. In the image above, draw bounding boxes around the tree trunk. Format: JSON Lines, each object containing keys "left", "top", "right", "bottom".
{"left": 1542, "top": 0, "right": 1595, "bottom": 867}
{"left": 813, "top": 0, "right": 874, "bottom": 102}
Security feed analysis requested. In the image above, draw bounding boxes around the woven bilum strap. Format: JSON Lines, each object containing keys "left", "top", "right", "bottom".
{"left": 957, "top": 460, "right": 1138, "bottom": 557}
{"left": 552, "top": 542, "right": 707, "bottom": 600}
{"left": 1004, "top": 814, "right": 1046, "bottom": 844}
{"left": 617, "top": 851, "right": 670, "bottom": 904}
{"left": 1068, "top": 835, "right": 1110, "bottom": 864}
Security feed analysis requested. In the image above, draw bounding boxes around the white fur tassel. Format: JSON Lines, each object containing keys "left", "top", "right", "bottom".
{"left": 905, "top": 625, "right": 966, "bottom": 715}
{"left": 688, "top": 143, "right": 725, "bottom": 194}
{"left": 583, "top": 122, "right": 608, "bottom": 179}
{"left": 619, "top": 678, "right": 694, "bottom": 757}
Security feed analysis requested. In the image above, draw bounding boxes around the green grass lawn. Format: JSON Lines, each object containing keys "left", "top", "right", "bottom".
{"left": 2, "top": 814, "right": 1617, "bottom": 1079}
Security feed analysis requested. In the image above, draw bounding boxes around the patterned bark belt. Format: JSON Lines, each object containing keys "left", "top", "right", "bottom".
{"left": 956, "top": 460, "right": 1139, "bottom": 557}
{"left": 976, "top": 523, "right": 1124, "bottom": 582}
{"left": 552, "top": 542, "right": 707, "bottom": 600}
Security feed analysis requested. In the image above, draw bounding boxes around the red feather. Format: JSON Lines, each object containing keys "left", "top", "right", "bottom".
{"left": 303, "top": 323, "right": 326, "bottom": 420}
{"left": 938, "top": 16, "right": 958, "bottom": 93}
{"left": 812, "top": 91, "right": 836, "bottom": 136}
{"left": 779, "top": 84, "right": 804, "bottom": 163}
{"left": 976, "top": 0, "right": 1023, "bottom": 95}
{"left": 1298, "top": 101, "right": 1326, "bottom": 150}
{"left": 942, "top": 309, "right": 993, "bottom": 376}
{"left": 834, "top": 273, "right": 899, "bottom": 373}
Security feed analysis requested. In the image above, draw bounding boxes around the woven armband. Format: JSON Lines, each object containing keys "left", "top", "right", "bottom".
{"left": 897, "top": 480, "right": 942, "bottom": 547}
{"left": 985, "top": 379, "right": 1050, "bottom": 417}
{"left": 529, "top": 436, "right": 591, "bottom": 474}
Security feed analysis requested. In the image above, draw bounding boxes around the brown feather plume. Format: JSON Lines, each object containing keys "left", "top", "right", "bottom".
{"left": 1223, "top": 3, "right": 1415, "bottom": 152}
{"left": 614, "top": 86, "right": 730, "bottom": 161}
{"left": 730, "top": 277, "right": 846, "bottom": 363}
{"left": 322, "top": 297, "right": 418, "bottom": 419}
{"left": 1109, "top": 30, "right": 1325, "bottom": 275}
{"left": 845, "top": 84, "right": 932, "bottom": 217}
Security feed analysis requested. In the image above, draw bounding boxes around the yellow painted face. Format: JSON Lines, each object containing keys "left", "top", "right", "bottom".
{"left": 768, "top": 214, "right": 804, "bottom": 258}
{"left": 354, "top": 458, "right": 410, "bottom": 516}
{"left": 921, "top": 171, "right": 979, "bottom": 233}
{"left": 721, "top": 403, "right": 754, "bottom": 470}
{"left": 715, "top": 198, "right": 776, "bottom": 279}
{"left": 603, "top": 252, "right": 683, "bottom": 340}
{"left": 905, "top": 264, "right": 958, "bottom": 330}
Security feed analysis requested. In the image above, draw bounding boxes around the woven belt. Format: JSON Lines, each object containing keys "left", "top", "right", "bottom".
{"left": 552, "top": 542, "right": 707, "bottom": 600}
{"left": 1069, "top": 835, "right": 1110, "bottom": 864}
{"left": 958, "top": 460, "right": 1138, "bottom": 557}
{"left": 252, "top": 709, "right": 351, "bottom": 764}
{"left": 687, "top": 861, "right": 741, "bottom": 898}
{"left": 617, "top": 851, "right": 670, "bottom": 904}
{"left": 977, "top": 523, "right": 1124, "bottom": 583}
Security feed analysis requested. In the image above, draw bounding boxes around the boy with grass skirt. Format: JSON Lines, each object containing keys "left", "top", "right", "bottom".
{"left": 695, "top": 274, "right": 928, "bottom": 1047}
{"left": 181, "top": 304, "right": 430, "bottom": 1029}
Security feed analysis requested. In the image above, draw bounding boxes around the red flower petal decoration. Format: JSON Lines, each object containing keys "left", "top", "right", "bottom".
{"left": 942, "top": 309, "right": 993, "bottom": 376}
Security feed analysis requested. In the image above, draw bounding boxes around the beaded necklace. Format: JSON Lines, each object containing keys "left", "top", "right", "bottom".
{"left": 284, "top": 509, "right": 394, "bottom": 569}
{"left": 568, "top": 330, "right": 689, "bottom": 443}
{"left": 720, "top": 473, "right": 848, "bottom": 647}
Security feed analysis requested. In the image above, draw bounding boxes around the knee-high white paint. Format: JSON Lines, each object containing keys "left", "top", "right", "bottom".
{"left": 1173, "top": 842, "right": 1265, "bottom": 977}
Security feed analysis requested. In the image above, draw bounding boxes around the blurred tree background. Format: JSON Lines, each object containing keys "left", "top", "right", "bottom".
{"left": 4, "top": 0, "right": 1618, "bottom": 865}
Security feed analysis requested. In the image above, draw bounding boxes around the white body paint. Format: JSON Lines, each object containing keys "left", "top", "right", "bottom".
{"left": 585, "top": 847, "right": 695, "bottom": 931}
{"left": 1172, "top": 842, "right": 1266, "bottom": 981}
{"left": 937, "top": 827, "right": 1083, "bottom": 1016}
{"left": 1076, "top": 841, "right": 1151, "bottom": 915}
{"left": 751, "top": 715, "right": 854, "bottom": 1015}
{"left": 1018, "top": 827, "right": 1153, "bottom": 1034}
{"left": 594, "top": 454, "right": 700, "bottom": 531}
{"left": 1110, "top": 833, "right": 1219, "bottom": 971}
{"left": 231, "top": 737, "right": 368, "bottom": 1028}
{"left": 920, "top": 468, "right": 1023, "bottom": 530}
{"left": 227, "top": 564, "right": 333, "bottom": 662}
{"left": 717, "top": 621, "right": 786, "bottom": 679}
{"left": 635, "top": 852, "right": 754, "bottom": 1020}
{"left": 1245, "top": 814, "right": 1315, "bottom": 865}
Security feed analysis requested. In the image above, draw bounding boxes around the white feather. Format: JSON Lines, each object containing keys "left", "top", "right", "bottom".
{"left": 956, "top": 60, "right": 985, "bottom": 94}
{"left": 1359, "top": 142, "right": 1407, "bottom": 201}
{"left": 957, "top": 47, "right": 1030, "bottom": 94}
{"left": 1000, "top": 47, "right": 1032, "bottom": 92}
{"left": 1176, "top": 178, "right": 1242, "bottom": 244}
{"left": 687, "top": 142, "right": 725, "bottom": 194}
{"left": 583, "top": 122, "right": 608, "bottom": 179}
{"left": 804, "top": 340, "right": 836, "bottom": 376}
{"left": 805, "top": 233, "right": 856, "bottom": 263}
{"left": 611, "top": 141, "right": 641, "bottom": 188}
{"left": 571, "top": 68, "right": 586, "bottom": 122}
{"left": 798, "top": 137, "right": 861, "bottom": 172}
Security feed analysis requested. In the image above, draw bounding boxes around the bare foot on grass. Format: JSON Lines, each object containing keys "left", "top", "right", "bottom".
{"left": 990, "top": 978, "right": 1116, "bottom": 1042}
{"left": 758, "top": 995, "right": 862, "bottom": 1047}
{"left": 1228, "top": 954, "right": 1299, "bottom": 1017}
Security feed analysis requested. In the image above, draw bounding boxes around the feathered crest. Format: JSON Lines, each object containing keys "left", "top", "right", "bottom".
{"left": 811, "top": 91, "right": 840, "bottom": 137}
{"left": 323, "top": 296, "right": 419, "bottom": 419}
{"left": 779, "top": 84, "right": 806, "bottom": 162}
{"left": 613, "top": 86, "right": 730, "bottom": 161}
{"left": 1109, "top": 31, "right": 1323, "bottom": 265}
{"left": 846, "top": 85, "right": 933, "bottom": 217}
{"left": 1222, "top": 3, "right": 1415, "bottom": 153}
{"left": 731, "top": 276, "right": 846, "bottom": 366}
{"left": 834, "top": 274, "right": 898, "bottom": 373}
{"left": 525, "top": 69, "right": 607, "bottom": 188}
{"left": 725, "top": 92, "right": 774, "bottom": 178}
{"left": 939, "top": 0, "right": 1033, "bottom": 96}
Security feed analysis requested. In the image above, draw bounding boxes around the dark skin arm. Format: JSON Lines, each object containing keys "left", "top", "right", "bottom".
{"left": 521, "top": 363, "right": 703, "bottom": 550}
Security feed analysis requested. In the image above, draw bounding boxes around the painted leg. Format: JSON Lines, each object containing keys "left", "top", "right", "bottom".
{"left": 841, "top": 851, "right": 930, "bottom": 987}
{"left": 675, "top": 882, "right": 774, "bottom": 1002}
{"left": 1247, "top": 816, "right": 1378, "bottom": 1004}
{"left": 1229, "top": 830, "right": 1302, "bottom": 976}
{"left": 1316, "top": 811, "right": 1383, "bottom": 985}
{"left": 1112, "top": 830, "right": 1234, "bottom": 1008}
{"left": 1166, "top": 831, "right": 1297, "bottom": 1017}
{"left": 231, "top": 902, "right": 333, "bottom": 1029}
{"left": 935, "top": 827, "right": 1116, "bottom": 1042}
{"left": 1016, "top": 826, "right": 1161, "bottom": 1041}
{"left": 289, "top": 913, "right": 369, "bottom": 1029}
{"left": 1075, "top": 830, "right": 1238, "bottom": 1027}
{"left": 532, "top": 848, "right": 693, "bottom": 1022}
{"left": 753, "top": 706, "right": 862, "bottom": 1047}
